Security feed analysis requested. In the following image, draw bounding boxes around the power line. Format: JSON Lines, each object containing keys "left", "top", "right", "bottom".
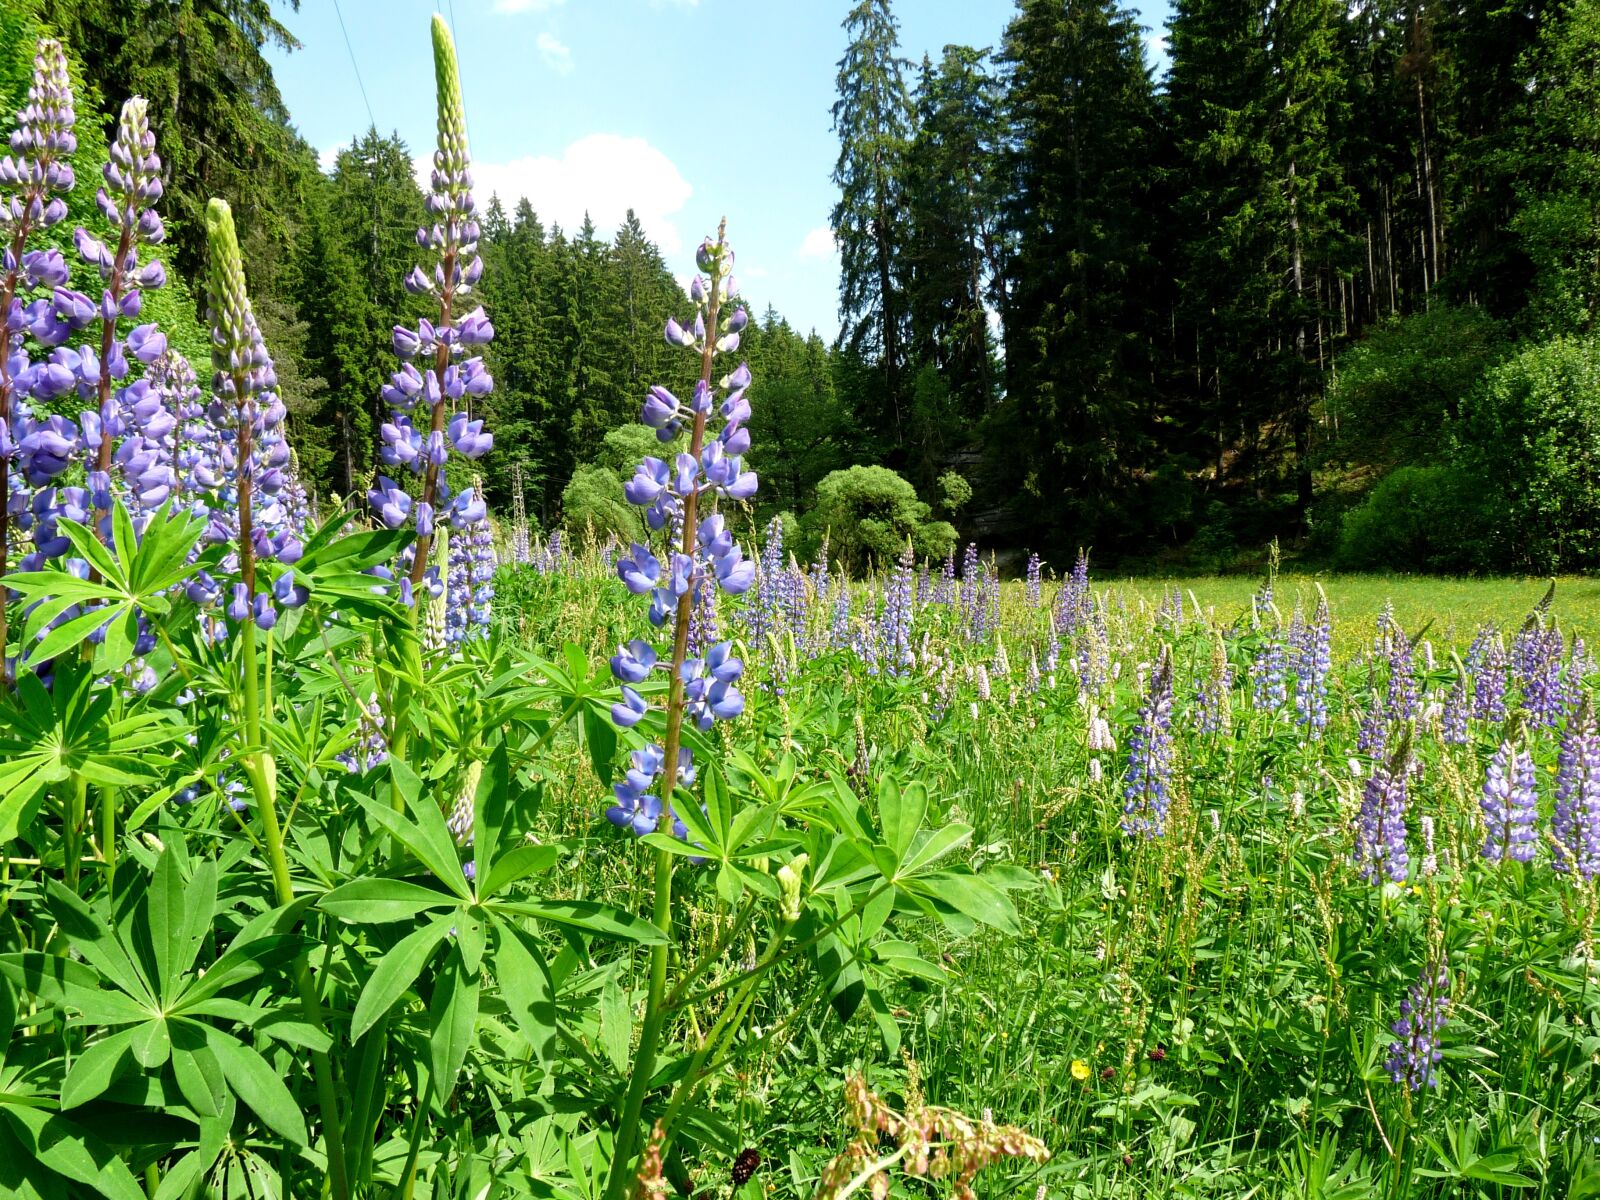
{"left": 331, "top": 0, "right": 377, "bottom": 133}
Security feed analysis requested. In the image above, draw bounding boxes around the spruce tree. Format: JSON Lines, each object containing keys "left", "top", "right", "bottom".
{"left": 831, "top": 0, "right": 914, "bottom": 454}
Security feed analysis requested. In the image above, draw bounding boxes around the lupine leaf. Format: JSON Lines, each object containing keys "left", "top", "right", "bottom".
{"left": 350, "top": 916, "right": 453, "bottom": 1041}
{"left": 60, "top": 1027, "right": 138, "bottom": 1109}
{"left": 203, "top": 1028, "right": 308, "bottom": 1146}
{"left": 428, "top": 947, "right": 480, "bottom": 1102}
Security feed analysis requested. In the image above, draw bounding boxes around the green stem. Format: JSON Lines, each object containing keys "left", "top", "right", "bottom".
{"left": 602, "top": 842, "right": 675, "bottom": 1200}
{"left": 65, "top": 773, "right": 87, "bottom": 887}
{"left": 392, "top": 1068, "right": 433, "bottom": 1200}
{"left": 239, "top": 628, "right": 351, "bottom": 1200}
{"left": 99, "top": 785, "right": 117, "bottom": 898}
{"left": 657, "top": 922, "right": 791, "bottom": 1152}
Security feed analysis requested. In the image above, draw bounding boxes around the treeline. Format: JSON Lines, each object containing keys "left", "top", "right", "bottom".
{"left": 833, "top": 0, "right": 1600, "bottom": 569}
{"left": 15, "top": 0, "right": 845, "bottom": 526}
{"left": 18, "top": 0, "right": 1600, "bottom": 570}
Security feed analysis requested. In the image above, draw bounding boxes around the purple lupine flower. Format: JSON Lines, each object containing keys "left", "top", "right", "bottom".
{"left": 1251, "top": 623, "right": 1287, "bottom": 712}
{"left": 1157, "top": 586, "right": 1183, "bottom": 631}
{"left": 1025, "top": 552, "right": 1041, "bottom": 608}
{"left": 203, "top": 199, "right": 303, "bottom": 624}
{"left": 1354, "top": 758, "right": 1410, "bottom": 885}
{"left": 606, "top": 227, "right": 751, "bottom": 850}
{"left": 1384, "top": 625, "right": 1418, "bottom": 724}
{"left": 1290, "top": 596, "right": 1332, "bottom": 734}
{"left": 1054, "top": 550, "right": 1090, "bottom": 636}
{"left": 747, "top": 515, "right": 784, "bottom": 645}
{"left": 878, "top": 541, "right": 914, "bottom": 676}
{"left": 959, "top": 542, "right": 981, "bottom": 636}
{"left": 1194, "top": 635, "right": 1232, "bottom": 736}
{"left": 443, "top": 479, "right": 492, "bottom": 644}
{"left": 1122, "top": 650, "right": 1175, "bottom": 838}
{"left": 1560, "top": 636, "right": 1592, "bottom": 720}
{"left": 1253, "top": 576, "right": 1275, "bottom": 622}
{"left": 935, "top": 549, "right": 956, "bottom": 605}
{"left": 1552, "top": 703, "right": 1600, "bottom": 878}
{"left": 1386, "top": 960, "right": 1450, "bottom": 1092}
{"left": 1441, "top": 673, "right": 1469, "bottom": 746}
{"left": 376, "top": 16, "right": 494, "bottom": 590}
{"left": 829, "top": 584, "right": 852, "bottom": 652}
{"left": 1515, "top": 625, "right": 1564, "bottom": 729}
{"left": 2, "top": 41, "right": 83, "bottom": 661}
{"left": 1471, "top": 635, "right": 1508, "bottom": 722}
{"left": 1480, "top": 739, "right": 1538, "bottom": 863}
{"left": 78, "top": 96, "right": 174, "bottom": 538}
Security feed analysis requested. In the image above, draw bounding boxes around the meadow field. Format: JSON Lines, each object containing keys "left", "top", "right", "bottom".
{"left": 2, "top": 14, "right": 1598, "bottom": 1198}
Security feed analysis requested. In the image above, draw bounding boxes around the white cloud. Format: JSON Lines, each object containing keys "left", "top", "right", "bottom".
{"left": 492, "top": 0, "right": 566, "bottom": 13}
{"left": 318, "top": 141, "right": 347, "bottom": 173}
{"left": 466, "top": 133, "right": 694, "bottom": 255}
{"left": 537, "top": 32, "right": 574, "bottom": 75}
{"left": 797, "top": 225, "right": 837, "bottom": 260}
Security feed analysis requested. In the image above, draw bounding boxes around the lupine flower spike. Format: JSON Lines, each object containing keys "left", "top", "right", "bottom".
{"left": 1387, "top": 959, "right": 1450, "bottom": 1092}
{"left": 371, "top": 15, "right": 494, "bottom": 597}
{"left": 607, "top": 223, "right": 755, "bottom": 842}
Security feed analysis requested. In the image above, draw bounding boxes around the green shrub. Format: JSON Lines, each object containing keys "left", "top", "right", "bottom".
{"left": 561, "top": 463, "right": 644, "bottom": 543}
{"left": 1454, "top": 335, "right": 1600, "bottom": 572}
{"left": 1335, "top": 465, "right": 1490, "bottom": 572}
{"left": 1322, "top": 305, "right": 1507, "bottom": 472}
{"left": 802, "top": 465, "right": 956, "bottom": 571}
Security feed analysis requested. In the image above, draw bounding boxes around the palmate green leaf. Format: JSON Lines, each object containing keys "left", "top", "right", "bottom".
{"left": 876, "top": 777, "right": 928, "bottom": 865}
{"left": 320, "top": 878, "right": 458, "bottom": 924}
{"left": 904, "top": 868, "right": 1020, "bottom": 935}
{"left": 481, "top": 844, "right": 559, "bottom": 899}
{"left": 129, "top": 1019, "right": 171, "bottom": 1070}
{"left": 150, "top": 850, "right": 216, "bottom": 1006}
{"left": 44, "top": 883, "right": 155, "bottom": 1007}
{"left": 0, "top": 1106, "right": 146, "bottom": 1200}
{"left": 202, "top": 1026, "right": 308, "bottom": 1147}
{"left": 0, "top": 954, "right": 149, "bottom": 1027}
{"left": 898, "top": 823, "right": 973, "bottom": 877}
{"left": 363, "top": 767, "right": 472, "bottom": 898}
{"left": 171, "top": 934, "right": 308, "bottom": 1014}
{"left": 429, "top": 947, "right": 480, "bottom": 1102}
{"left": 497, "top": 900, "right": 668, "bottom": 944}
{"left": 60, "top": 1027, "right": 138, "bottom": 1110}
{"left": 350, "top": 915, "right": 454, "bottom": 1041}
{"left": 170, "top": 1043, "right": 227, "bottom": 1119}
{"left": 494, "top": 923, "right": 557, "bottom": 1066}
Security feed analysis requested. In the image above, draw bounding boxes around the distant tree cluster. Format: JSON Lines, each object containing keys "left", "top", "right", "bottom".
{"left": 16, "top": 0, "right": 1600, "bottom": 571}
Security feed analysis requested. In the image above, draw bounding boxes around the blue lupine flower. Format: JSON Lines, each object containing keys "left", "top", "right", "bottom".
{"left": 1386, "top": 959, "right": 1450, "bottom": 1091}
{"left": 1122, "top": 650, "right": 1175, "bottom": 838}
{"left": 1480, "top": 739, "right": 1538, "bottom": 863}
{"left": 1355, "top": 759, "right": 1409, "bottom": 884}
{"left": 1553, "top": 703, "right": 1600, "bottom": 878}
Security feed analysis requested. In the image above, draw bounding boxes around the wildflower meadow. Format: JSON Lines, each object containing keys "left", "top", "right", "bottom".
{"left": 2, "top": 11, "right": 1599, "bottom": 1200}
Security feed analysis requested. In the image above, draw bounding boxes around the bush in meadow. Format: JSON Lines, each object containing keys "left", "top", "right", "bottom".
{"left": 803, "top": 463, "right": 956, "bottom": 570}
{"left": 1453, "top": 333, "right": 1600, "bottom": 572}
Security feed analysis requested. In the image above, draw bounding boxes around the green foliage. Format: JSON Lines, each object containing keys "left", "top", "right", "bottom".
{"left": 1323, "top": 306, "right": 1509, "bottom": 471}
{"left": 561, "top": 463, "right": 644, "bottom": 543}
{"left": 1335, "top": 465, "right": 1488, "bottom": 572}
{"left": 1515, "top": 0, "right": 1600, "bottom": 335}
{"left": 1454, "top": 334, "right": 1600, "bottom": 571}
{"left": 937, "top": 469, "right": 972, "bottom": 516}
{"left": 803, "top": 465, "right": 956, "bottom": 569}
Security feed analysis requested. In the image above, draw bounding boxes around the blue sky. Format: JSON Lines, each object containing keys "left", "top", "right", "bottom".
{"left": 266, "top": 1, "right": 1171, "bottom": 341}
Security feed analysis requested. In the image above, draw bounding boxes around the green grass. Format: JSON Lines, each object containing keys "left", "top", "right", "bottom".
{"left": 491, "top": 556, "right": 1600, "bottom": 1198}
{"left": 1103, "top": 573, "right": 1600, "bottom": 649}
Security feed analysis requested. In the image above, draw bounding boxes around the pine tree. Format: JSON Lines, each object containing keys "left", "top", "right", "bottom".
{"left": 831, "top": 0, "right": 914, "bottom": 453}
{"left": 903, "top": 45, "right": 1003, "bottom": 484}
{"left": 996, "top": 0, "right": 1161, "bottom": 549}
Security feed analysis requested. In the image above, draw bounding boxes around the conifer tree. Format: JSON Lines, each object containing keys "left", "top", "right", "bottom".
{"left": 831, "top": 0, "right": 914, "bottom": 453}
